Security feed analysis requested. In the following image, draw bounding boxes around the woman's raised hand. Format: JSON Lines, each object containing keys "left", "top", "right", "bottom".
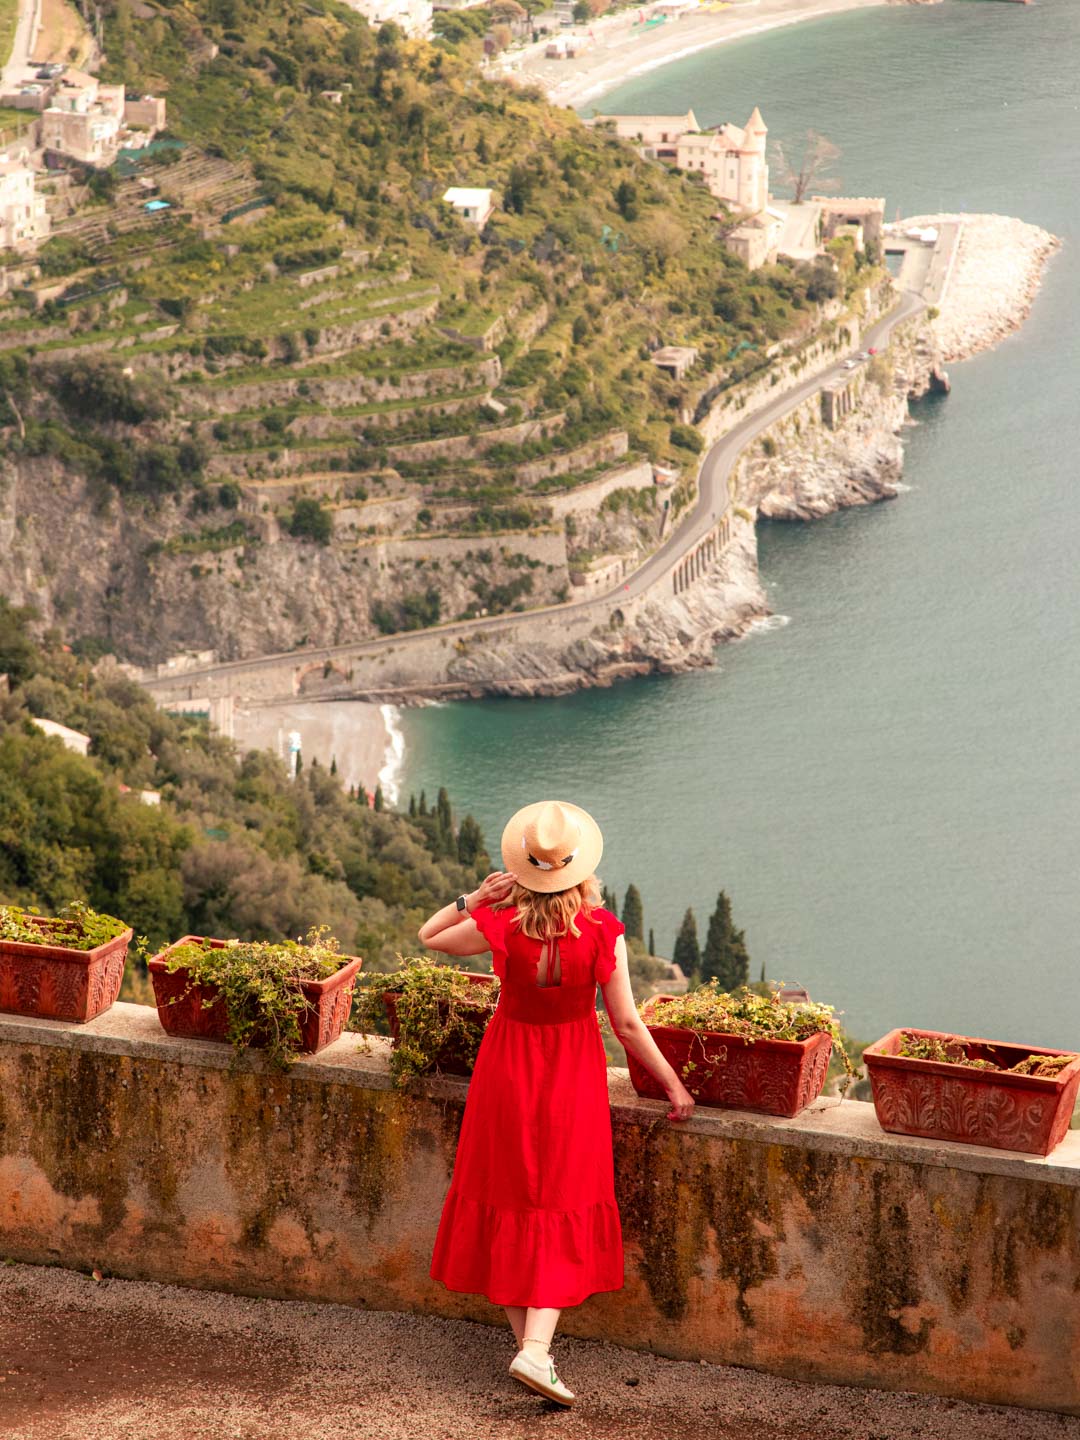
{"left": 468, "top": 871, "right": 516, "bottom": 911}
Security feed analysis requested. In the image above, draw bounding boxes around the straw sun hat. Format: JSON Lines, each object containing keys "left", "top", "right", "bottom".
{"left": 501, "top": 800, "right": 604, "bottom": 894}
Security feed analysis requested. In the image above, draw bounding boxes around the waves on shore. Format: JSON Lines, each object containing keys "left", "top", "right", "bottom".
{"left": 378, "top": 704, "right": 406, "bottom": 805}
{"left": 741, "top": 613, "right": 791, "bottom": 638}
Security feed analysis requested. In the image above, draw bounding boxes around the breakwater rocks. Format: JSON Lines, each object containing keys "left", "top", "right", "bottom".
{"left": 907, "top": 213, "right": 1060, "bottom": 362}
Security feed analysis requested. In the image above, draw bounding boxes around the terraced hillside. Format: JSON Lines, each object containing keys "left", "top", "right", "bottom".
{"left": 0, "top": 0, "right": 876, "bottom": 664}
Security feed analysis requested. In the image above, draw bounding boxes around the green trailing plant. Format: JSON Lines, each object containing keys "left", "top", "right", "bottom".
{"left": 353, "top": 957, "right": 499, "bottom": 1087}
{"left": 0, "top": 901, "right": 139, "bottom": 955}
{"left": 897, "top": 1032, "right": 1076, "bottom": 1079}
{"left": 641, "top": 981, "right": 855, "bottom": 1084}
{"left": 160, "top": 926, "right": 346, "bottom": 1072}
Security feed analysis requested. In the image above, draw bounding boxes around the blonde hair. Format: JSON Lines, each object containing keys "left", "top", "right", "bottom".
{"left": 494, "top": 875, "right": 601, "bottom": 941}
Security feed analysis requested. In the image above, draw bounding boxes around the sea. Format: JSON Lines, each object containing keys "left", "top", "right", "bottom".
{"left": 400, "top": 0, "right": 1080, "bottom": 1048}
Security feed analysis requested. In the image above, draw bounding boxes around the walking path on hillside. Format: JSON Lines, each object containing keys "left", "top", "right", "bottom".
{"left": 142, "top": 290, "right": 924, "bottom": 702}
{"left": 2, "top": 1261, "right": 1076, "bottom": 1440}
{"left": 1, "top": 0, "right": 40, "bottom": 90}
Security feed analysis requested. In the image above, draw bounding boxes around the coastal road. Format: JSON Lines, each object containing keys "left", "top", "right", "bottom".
{"left": 142, "top": 289, "right": 925, "bottom": 702}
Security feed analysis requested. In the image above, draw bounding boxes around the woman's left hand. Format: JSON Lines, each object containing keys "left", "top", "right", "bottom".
{"left": 468, "top": 871, "right": 515, "bottom": 910}
{"left": 666, "top": 1081, "right": 696, "bottom": 1124}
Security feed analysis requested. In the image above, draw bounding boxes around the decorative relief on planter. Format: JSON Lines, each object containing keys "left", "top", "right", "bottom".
{"left": 864, "top": 1028, "right": 1080, "bottom": 1157}
{"left": 149, "top": 937, "right": 362, "bottom": 1057}
{"left": 628, "top": 1011, "right": 833, "bottom": 1118}
{"left": 0, "top": 928, "right": 131, "bottom": 1024}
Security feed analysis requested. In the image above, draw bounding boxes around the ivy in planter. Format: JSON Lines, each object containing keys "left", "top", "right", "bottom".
{"left": 897, "top": 1032, "right": 1077, "bottom": 1078}
{"left": 0, "top": 900, "right": 138, "bottom": 953}
{"left": 161, "top": 927, "right": 345, "bottom": 1072}
{"left": 352, "top": 957, "right": 499, "bottom": 1087}
{"left": 642, "top": 982, "right": 855, "bottom": 1086}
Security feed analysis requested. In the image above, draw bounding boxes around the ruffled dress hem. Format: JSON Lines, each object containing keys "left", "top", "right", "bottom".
{"left": 430, "top": 1189, "right": 624, "bottom": 1309}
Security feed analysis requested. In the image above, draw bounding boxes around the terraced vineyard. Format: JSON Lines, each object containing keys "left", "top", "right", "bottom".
{"left": 0, "top": 0, "right": 875, "bottom": 664}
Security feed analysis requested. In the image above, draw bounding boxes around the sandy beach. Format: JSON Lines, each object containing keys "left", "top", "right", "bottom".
{"left": 232, "top": 700, "right": 403, "bottom": 803}
{"left": 498, "top": 0, "right": 893, "bottom": 110}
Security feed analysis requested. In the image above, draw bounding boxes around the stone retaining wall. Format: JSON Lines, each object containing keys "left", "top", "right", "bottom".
{"left": 2, "top": 1004, "right": 1078, "bottom": 1417}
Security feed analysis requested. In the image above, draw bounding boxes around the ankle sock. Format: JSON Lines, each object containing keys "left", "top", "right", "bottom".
{"left": 522, "top": 1338, "right": 550, "bottom": 1364}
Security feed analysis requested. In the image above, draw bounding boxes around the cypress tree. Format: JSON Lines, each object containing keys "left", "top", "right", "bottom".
{"left": 436, "top": 787, "right": 455, "bottom": 856}
{"left": 373, "top": 784, "right": 384, "bottom": 812}
{"left": 701, "top": 891, "right": 750, "bottom": 992}
{"left": 408, "top": 793, "right": 417, "bottom": 818}
{"left": 418, "top": 790, "right": 428, "bottom": 816}
{"left": 672, "top": 908, "right": 701, "bottom": 981}
{"left": 648, "top": 927, "right": 656, "bottom": 957}
{"left": 294, "top": 750, "right": 303, "bottom": 775}
{"left": 330, "top": 755, "right": 338, "bottom": 776}
{"left": 621, "top": 884, "right": 644, "bottom": 941}
{"left": 457, "top": 814, "right": 484, "bottom": 866}
{"left": 601, "top": 884, "right": 618, "bottom": 912}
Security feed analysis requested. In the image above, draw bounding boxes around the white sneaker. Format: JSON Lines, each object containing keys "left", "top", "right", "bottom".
{"left": 509, "top": 1349, "right": 576, "bottom": 1406}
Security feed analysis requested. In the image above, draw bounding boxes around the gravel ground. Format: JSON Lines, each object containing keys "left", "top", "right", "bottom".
{"left": 2, "top": 1263, "right": 1079, "bottom": 1440}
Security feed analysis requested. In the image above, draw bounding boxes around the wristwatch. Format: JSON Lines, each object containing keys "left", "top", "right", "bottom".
{"left": 456, "top": 894, "right": 469, "bottom": 913}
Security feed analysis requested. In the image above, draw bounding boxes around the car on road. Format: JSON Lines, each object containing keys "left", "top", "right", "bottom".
{"left": 36, "top": 64, "right": 64, "bottom": 78}
{"left": 842, "top": 359, "right": 858, "bottom": 370}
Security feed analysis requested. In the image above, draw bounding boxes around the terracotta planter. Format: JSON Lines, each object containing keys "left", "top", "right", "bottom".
{"left": 628, "top": 997, "right": 833, "bottom": 1117}
{"left": 864, "top": 1028, "right": 1080, "bottom": 1157}
{"left": 381, "top": 972, "right": 498, "bottom": 1077}
{"left": 149, "top": 937, "right": 362, "bottom": 1056}
{"left": 0, "top": 920, "right": 131, "bottom": 1023}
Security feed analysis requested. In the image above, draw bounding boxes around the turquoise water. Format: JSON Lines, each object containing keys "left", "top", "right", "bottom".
{"left": 402, "top": 0, "right": 1080, "bottom": 1048}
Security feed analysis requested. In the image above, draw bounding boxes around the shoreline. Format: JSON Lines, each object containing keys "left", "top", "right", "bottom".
{"left": 232, "top": 700, "right": 404, "bottom": 804}
{"left": 497, "top": 0, "right": 894, "bottom": 111}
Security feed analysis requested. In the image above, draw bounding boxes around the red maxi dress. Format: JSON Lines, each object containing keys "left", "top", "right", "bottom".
{"left": 430, "top": 903, "right": 625, "bottom": 1308}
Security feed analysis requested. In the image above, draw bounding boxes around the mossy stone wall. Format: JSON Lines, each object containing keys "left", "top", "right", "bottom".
{"left": 2, "top": 1004, "right": 1078, "bottom": 1415}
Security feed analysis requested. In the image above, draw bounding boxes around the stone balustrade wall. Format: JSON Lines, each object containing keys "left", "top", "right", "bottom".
{"left": 1, "top": 1004, "right": 1078, "bottom": 1417}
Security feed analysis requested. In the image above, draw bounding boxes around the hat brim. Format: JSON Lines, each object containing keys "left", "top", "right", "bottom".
{"left": 501, "top": 800, "right": 604, "bottom": 894}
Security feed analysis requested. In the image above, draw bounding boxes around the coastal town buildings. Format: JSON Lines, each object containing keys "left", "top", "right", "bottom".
{"left": 124, "top": 94, "right": 168, "bottom": 132}
{"left": 814, "top": 195, "right": 886, "bottom": 254}
{"left": 345, "top": 0, "right": 433, "bottom": 34}
{"left": 594, "top": 105, "right": 768, "bottom": 216}
{"left": 676, "top": 107, "right": 769, "bottom": 214}
{"left": 41, "top": 69, "right": 126, "bottom": 166}
{"left": 724, "top": 209, "right": 784, "bottom": 270}
{"left": 651, "top": 344, "right": 698, "bottom": 380}
{"left": 597, "top": 109, "right": 700, "bottom": 160}
{"left": 443, "top": 186, "right": 495, "bottom": 227}
{"left": 0, "top": 150, "right": 51, "bottom": 251}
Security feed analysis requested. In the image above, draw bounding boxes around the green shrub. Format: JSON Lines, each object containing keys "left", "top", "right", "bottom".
{"left": 288, "top": 497, "right": 334, "bottom": 544}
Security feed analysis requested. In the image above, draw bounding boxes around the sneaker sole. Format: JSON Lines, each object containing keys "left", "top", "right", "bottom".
{"left": 510, "top": 1369, "right": 575, "bottom": 1408}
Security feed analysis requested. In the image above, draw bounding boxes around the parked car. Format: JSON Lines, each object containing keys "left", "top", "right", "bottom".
{"left": 842, "top": 359, "right": 858, "bottom": 370}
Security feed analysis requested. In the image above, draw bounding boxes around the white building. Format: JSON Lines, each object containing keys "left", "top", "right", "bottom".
{"left": 595, "top": 105, "right": 769, "bottom": 216}
{"left": 32, "top": 718, "right": 91, "bottom": 756}
{"left": 0, "top": 150, "right": 50, "bottom": 252}
{"left": 344, "top": 0, "right": 433, "bottom": 36}
{"left": 595, "top": 109, "right": 700, "bottom": 159}
{"left": 41, "top": 69, "right": 125, "bottom": 167}
{"left": 675, "top": 106, "right": 769, "bottom": 214}
{"left": 443, "top": 186, "right": 495, "bottom": 228}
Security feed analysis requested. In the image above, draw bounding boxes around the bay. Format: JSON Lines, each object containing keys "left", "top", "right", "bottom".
{"left": 402, "top": 0, "right": 1080, "bottom": 1048}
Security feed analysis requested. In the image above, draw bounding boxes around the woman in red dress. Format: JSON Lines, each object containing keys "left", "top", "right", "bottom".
{"left": 419, "top": 799, "right": 695, "bottom": 1407}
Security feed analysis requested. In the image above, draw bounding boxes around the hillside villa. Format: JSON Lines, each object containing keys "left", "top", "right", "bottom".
{"left": 0, "top": 149, "right": 51, "bottom": 251}
{"left": 442, "top": 186, "right": 495, "bottom": 227}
